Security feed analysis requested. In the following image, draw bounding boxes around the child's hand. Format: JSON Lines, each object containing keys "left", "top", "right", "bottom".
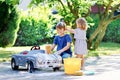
{"left": 54, "top": 50, "right": 62, "bottom": 55}
{"left": 65, "top": 27, "right": 67, "bottom": 30}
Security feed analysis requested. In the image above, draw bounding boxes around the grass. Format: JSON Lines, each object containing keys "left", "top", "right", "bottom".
{"left": 0, "top": 46, "right": 31, "bottom": 62}
{"left": 0, "top": 45, "right": 47, "bottom": 62}
{"left": 86, "top": 42, "right": 120, "bottom": 57}
{"left": 0, "top": 42, "right": 120, "bottom": 62}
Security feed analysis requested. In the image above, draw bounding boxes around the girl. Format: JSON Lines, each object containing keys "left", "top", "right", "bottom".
{"left": 66, "top": 18, "right": 88, "bottom": 70}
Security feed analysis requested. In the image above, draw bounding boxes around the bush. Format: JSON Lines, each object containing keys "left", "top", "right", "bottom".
{"left": 15, "top": 6, "right": 62, "bottom": 46}
{"left": 0, "top": 2, "right": 21, "bottom": 47}
{"left": 15, "top": 17, "right": 53, "bottom": 46}
{"left": 103, "top": 19, "right": 120, "bottom": 43}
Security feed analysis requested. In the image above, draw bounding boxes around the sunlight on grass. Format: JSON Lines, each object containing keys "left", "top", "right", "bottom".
{"left": 0, "top": 45, "right": 47, "bottom": 62}
{"left": 0, "top": 42, "right": 120, "bottom": 62}
{"left": 0, "top": 46, "right": 32, "bottom": 62}
{"left": 86, "top": 42, "right": 120, "bottom": 58}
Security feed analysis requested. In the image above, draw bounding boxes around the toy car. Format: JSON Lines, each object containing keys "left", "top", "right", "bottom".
{"left": 11, "top": 45, "right": 62, "bottom": 73}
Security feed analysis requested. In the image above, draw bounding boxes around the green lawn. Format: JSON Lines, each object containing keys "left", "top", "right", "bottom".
{"left": 0, "top": 42, "right": 120, "bottom": 62}
{"left": 86, "top": 42, "right": 120, "bottom": 57}
{"left": 0, "top": 46, "right": 32, "bottom": 62}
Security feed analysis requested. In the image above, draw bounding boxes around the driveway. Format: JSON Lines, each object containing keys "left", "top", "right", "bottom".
{"left": 0, "top": 54, "right": 120, "bottom": 80}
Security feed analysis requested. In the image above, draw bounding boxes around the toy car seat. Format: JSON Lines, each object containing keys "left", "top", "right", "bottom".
{"left": 31, "top": 45, "right": 40, "bottom": 50}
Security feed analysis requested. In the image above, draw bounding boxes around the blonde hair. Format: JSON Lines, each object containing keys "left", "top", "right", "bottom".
{"left": 76, "top": 18, "right": 87, "bottom": 30}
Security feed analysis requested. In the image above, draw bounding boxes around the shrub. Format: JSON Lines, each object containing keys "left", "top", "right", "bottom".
{"left": 15, "top": 17, "right": 52, "bottom": 46}
{"left": 0, "top": 2, "right": 21, "bottom": 47}
{"left": 15, "top": 6, "right": 62, "bottom": 46}
{"left": 103, "top": 19, "right": 120, "bottom": 43}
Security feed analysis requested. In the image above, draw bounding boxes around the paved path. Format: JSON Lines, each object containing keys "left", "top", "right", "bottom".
{"left": 0, "top": 54, "right": 120, "bottom": 80}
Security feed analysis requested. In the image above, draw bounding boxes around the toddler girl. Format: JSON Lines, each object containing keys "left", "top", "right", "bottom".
{"left": 67, "top": 18, "right": 88, "bottom": 70}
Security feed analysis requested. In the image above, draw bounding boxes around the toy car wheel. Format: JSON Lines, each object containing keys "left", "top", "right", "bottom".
{"left": 53, "top": 67, "right": 60, "bottom": 72}
{"left": 27, "top": 61, "right": 35, "bottom": 73}
{"left": 11, "top": 59, "right": 19, "bottom": 70}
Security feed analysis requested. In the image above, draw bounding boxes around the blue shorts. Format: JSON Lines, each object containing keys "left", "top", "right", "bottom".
{"left": 61, "top": 52, "right": 71, "bottom": 59}
{"left": 61, "top": 52, "right": 71, "bottom": 63}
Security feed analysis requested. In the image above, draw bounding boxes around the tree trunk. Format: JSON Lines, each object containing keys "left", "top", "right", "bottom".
{"left": 93, "top": 19, "right": 111, "bottom": 49}
{"left": 87, "top": 20, "right": 110, "bottom": 50}
{"left": 93, "top": 26, "right": 107, "bottom": 49}
{"left": 87, "top": 21, "right": 103, "bottom": 49}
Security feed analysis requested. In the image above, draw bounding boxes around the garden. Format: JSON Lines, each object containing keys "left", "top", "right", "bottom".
{"left": 0, "top": 0, "right": 120, "bottom": 62}
{"left": 0, "top": 0, "right": 120, "bottom": 80}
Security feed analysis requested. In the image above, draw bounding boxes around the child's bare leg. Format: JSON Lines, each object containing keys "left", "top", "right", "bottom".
{"left": 76, "top": 54, "right": 84, "bottom": 70}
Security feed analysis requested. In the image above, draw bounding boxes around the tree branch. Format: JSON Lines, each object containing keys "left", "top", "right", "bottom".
{"left": 66, "top": 0, "right": 79, "bottom": 18}
{"left": 58, "top": 0, "right": 67, "bottom": 13}
{"left": 66, "top": 0, "right": 74, "bottom": 13}
{"left": 103, "top": 0, "right": 113, "bottom": 17}
{"left": 110, "top": 3, "right": 120, "bottom": 17}
{"left": 111, "top": 14, "right": 120, "bottom": 20}
{"left": 111, "top": 3, "right": 120, "bottom": 12}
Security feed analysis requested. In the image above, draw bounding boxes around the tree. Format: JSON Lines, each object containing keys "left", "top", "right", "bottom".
{"left": 30, "top": 0, "right": 120, "bottom": 50}
{"left": 87, "top": 0, "right": 120, "bottom": 50}
{"left": 0, "top": 0, "right": 20, "bottom": 47}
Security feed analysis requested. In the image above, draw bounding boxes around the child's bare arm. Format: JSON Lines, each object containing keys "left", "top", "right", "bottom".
{"left": 51, "top": 44, "right": 56, "bottom": 51}
{"left": 66, "top": 27, "right": 75, "bottom": 34}
{"left": 57, "top": 42, "right": 71, "bottom": 53}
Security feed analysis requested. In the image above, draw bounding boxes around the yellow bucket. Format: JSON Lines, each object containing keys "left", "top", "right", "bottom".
{"left": 64, "top": 58, "right": 81, "bottom": 75}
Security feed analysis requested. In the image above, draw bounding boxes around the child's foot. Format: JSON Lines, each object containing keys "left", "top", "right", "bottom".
{"left": 81, "top": 66, "right": 85, "bottom": 70}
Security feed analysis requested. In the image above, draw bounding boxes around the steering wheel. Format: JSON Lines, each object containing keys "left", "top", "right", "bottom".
{"left": 31, "top": 45, "right": 40, "bottom": 50}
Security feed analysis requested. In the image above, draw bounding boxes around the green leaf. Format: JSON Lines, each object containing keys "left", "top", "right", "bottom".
{"left": 5, "top": 0, "right": 19, "bottom": 5}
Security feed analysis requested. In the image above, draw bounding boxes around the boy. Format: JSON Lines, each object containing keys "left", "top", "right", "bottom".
{"left": 51, "top": 22, "right": 72, "bottom": 59}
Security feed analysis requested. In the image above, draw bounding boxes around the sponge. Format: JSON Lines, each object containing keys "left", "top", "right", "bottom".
{"left": 73, "top": 70, "right": 83, "bottom": 76}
